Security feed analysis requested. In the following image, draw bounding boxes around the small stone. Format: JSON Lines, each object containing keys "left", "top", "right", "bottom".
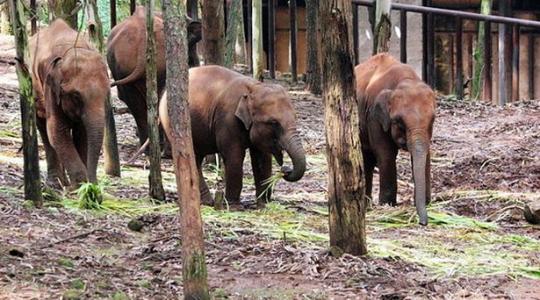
{"left": 524, "top": 201, "right": 540, "bottom": 224}
{"left": 128, "top": 219, "right": 144, "bottom": 232}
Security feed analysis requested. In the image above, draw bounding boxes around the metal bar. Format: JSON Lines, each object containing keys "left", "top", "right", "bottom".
{"left": 289, "top": 0, "right": 298, "bottom": 83}
{"left": 528, "top": 33, "right": 535, "bottom": 99}
{"left": 400, "top": 9, "right": 407, "bottom": 63}
{"left": 268, "top": 0, "right": 275, "bottom": 78}
{"left": 247, "top": 0, "right": 252, "bottom": 72}
{"left": 353, "top": 4, "right": 359, "bottom": 64}
{"left": 110, "top": 0, "right": 117, "bottom": 28}
{"left": 498, "top": 0, "right": 511, "bottom": 106}
{"left": 512, "top": 25, "right": 520, "bottom": 101}
{"left": 130, "top": 0, "right": 136, "bottom": 15}
{"left": 352, "top": 0, "right": 540, "bottom": 28}
{"left": 30, "top": 0, "right": 36, "bottom": 34}
{"left": 467, "top": 33, "right": 473, "bottom": 78}
{"left": 483, "top": 21, "right": 492, "bottom": 101}
{"left": 426, "top": 0, "right": 435, "bottom": 87}
{"left": 422, "top": 0, "right": 427, "bottom": 81}
{"left": 456, "top": 17, "right": 463, "bottom": 99}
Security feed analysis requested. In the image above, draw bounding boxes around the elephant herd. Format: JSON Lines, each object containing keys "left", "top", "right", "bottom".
{"left": 27, "top": 7, "right": 436, "bottom": 224}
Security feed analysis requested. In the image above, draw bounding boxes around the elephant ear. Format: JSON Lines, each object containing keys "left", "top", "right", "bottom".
{"left": 370, "top": 89, "right": 393, "bottom": 132}
{"left": 235, "top": 93, "right": 252, "bottom": 130}
{"left": 40, "top": 56, "right": 63, "bottom": 106}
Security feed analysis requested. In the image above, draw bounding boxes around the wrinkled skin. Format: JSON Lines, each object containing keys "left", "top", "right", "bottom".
{"left": 159, "top": 66, "right": 306, "bottom": 206}
{"left": 29, "top": 19, "right": 109, "bottom": 187}
{"left": 355, "top": 53, "right": 436, "bottom": 225}
{"left": 106, "top": 5, "right": 202, "bottom": 148}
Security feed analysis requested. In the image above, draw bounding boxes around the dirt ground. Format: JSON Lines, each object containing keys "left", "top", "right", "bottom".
{"left": 1, "top": 34, "right": 540, "bottom": 299}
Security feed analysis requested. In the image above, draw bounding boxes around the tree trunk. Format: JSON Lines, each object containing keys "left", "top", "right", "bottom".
{"left": 187, "top": 0, "right": 198, "bottom": 20}
{"left": 162, "top": 0, "right": 209, "bottom": 299}
{"left": 251, "top": 0, "right": 262, "bottom": 80}
{"left": 0, "top": 3, "right": 12, "bottom": 34}
{"left": 305, "top": 0, "right": 321, "bottom": 95}
{"left": 471, "top": 0, "right": 492, "bottom": 100}
{"left": 235, "top": 3, "right": 246, "bottom": 65}
{"left": 48, "top": 0, "right": 78, "bottom": 28}
{"left": 9, "top": 0, "right": 43, "bottom": 208}
{"left": 202, "top": 0, "right": 224, "bottom": 65}
{"left": 289, "top": 0, "right": 297, "bottom": 83}
{"left": 146, "top": 0, "right": 165, "bottom": 201}
{"left": 87, "top": 0, "right": 121, "bottom": 177}
{"left": 373, "top": 0, "right": 392, "bottom": 54}
{"left": 224, "top": 0, "right": 242, "bottom": 68}
{"left": 320, "top": 0, "right": 367, "bottom": 256}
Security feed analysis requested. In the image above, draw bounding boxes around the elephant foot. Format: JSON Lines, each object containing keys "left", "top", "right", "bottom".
{"left": 200, "top": 190, "right": 215, "bottom": 206}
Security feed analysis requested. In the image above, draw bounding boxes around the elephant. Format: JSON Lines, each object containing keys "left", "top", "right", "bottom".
{"left": 106, "top": 5, "right": 202, "bottom": 148}
{"left": 158, "top": 66, "right": 306, "bottom": 207}
{"left": 355, "top": 53, "right": 436, "bottom": 225}
{"left": 29, "top": 19, "right": 110, "bottom": 187}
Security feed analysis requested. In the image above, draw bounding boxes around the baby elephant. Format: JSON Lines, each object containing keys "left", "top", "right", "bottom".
{"left": 160, "top": 66, "right": 306, "bottom": 207}
{"left": 356, "top": 53, "right": 436, "bottom": 225}
{"left": 29, "top": 19, "right": 109, "bottom": 187}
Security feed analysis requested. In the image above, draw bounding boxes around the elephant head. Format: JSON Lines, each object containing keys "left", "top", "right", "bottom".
{"left": 235, "top": 83, "right": 306, "bottom": 182}
{"left": 369, "top": 82, "right": 436, "bottom": 225}
{"left": 39, "top": 50, "right": 109, "bottom": 183}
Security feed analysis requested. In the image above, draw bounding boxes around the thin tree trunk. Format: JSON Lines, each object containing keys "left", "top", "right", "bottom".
{"left": 289, "top": 0, "right": 297, "bottom": 83}
{"left": 320, "top": 0, "right": 367, "bottom": 256}
{"left": 162, "top": 0, "right": 209, "bottom": 298}
{"left": 202, "top": 0, "right": 224, "bottom": 65}
{"left": 235, "top": 4, "right": 246, "bottom": 65}
{"left": 224, "top": 0, "right": 241, "bottom": 68}
{"left": 48, "top": 0, "right": 78, "bottom": 28}
{"left": 305, "top": 0, "right": 321, "bottom": 95}
{"left": 471, "top": 0, "right": 492, "bottom": 100}
{"left": 86, "top": 0, "right": 121, "bottom": 177}
{"left": 373, "top": 0, "right": 392, "bottom": 54}
{"left": 146, "top": 0, "right": 165, "bottom": 201}
{"left": 9, "top": 0, "right": 43, "bottom": 208}
{"left": 251, "top": 0, "right": 262, "bottom": 80}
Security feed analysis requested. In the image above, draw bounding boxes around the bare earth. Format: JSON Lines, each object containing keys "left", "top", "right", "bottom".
{"left": 1, "top": 34, "right": 539, "bottom": 299}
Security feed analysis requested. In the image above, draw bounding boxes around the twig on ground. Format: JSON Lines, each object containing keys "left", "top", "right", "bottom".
{"left": 42, "top": 228, "right": 104, "bottom": 248}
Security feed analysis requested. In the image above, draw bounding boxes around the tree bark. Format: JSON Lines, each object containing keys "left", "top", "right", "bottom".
{"left": 251, "top": 0, "right": 262, "bottom": 80}
{"left": 86, "top": 0, "right": 121, "bottom": 177}
{"left": 319, "top": 0, "right": 367, "bottom": 256}
{"left": 202, "top": 0, "right": 224, "bottom": 65}
{"left": 224, "top": 0, "right": 242, "bottom": 68}
{"left": 146, "top": 0, "right": 165, "bottom": 201}
{"left": 305, "top": 0, "right": 321, "bottom": 95}
{"left": 48, "top": 0, "right": 78, "bottom": 28}
{"left": 373, "top": 0, "right": 392, "bottom": 54}
{"left": 162, "top": 0, "right": 209, "bottom": 299}
{"left": 9, "top": 0, "right": 43, "bottom": 208}
{"left": 471, "top": 0, "right": 492, "bottom": 100}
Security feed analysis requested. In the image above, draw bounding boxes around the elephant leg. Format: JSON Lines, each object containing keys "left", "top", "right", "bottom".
{"left": 222, "top": 146, "right": 246, "bottom": 204}
{"left": 37, "top": 117, "right": 67, "bottom": 186}
{"left": 47, "top": 118, "right": 87, "bottom": 186}
{"left": 118, "top": 84, "right": 149, "bottom": 146}
{"left": 72, "top": 126, "right": 88, "bottom": 168}
{"left": 250, "top": 147, "right": 272, "bottom": 207}
{"left": 196, "top": 154, "right": 214, "bottom": 205}
{"left": 377, "top": 150, "right": 398, "bottom": 206}
{"left": 363, "top": 151, "right": 376, "bottom": 203}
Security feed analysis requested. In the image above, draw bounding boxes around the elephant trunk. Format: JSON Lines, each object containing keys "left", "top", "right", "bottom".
{"left": 280, "top": 130, "right": 306, "bottom": 182}
{"left": 84, "top": 113, "right": 105, "bottom": 183}
{"left": 409, "top": 137, "right": 430, "bottom": 226}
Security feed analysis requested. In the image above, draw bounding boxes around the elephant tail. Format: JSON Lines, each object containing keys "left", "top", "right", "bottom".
{"left": 110, "top": 24, "right": 147, "bottom": 87}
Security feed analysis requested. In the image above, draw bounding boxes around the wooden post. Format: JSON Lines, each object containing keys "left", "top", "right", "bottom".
{"left": 528, "top": 33, "right": 535, "bottom": 100}
{"left": 247, "top": 0, "right": 252, "bottom": 72}
{"left": 320, "top": 0, "right": 367, "bottom": 256}
{"left": 305, "top": 0, "right": 322, "bottom": 95}
{"left": 268, "top": 0, "right": 275, "bottom": 78}
{"left": 252, "top": 0, "right": 263, "bottom": 80}
{"left": 162, "top": 0, "right": 209, "bottom": 298}
{"left": 353, "top": 4, "right": 359, "bottom": 64}
{"left": 130, "top": 0, "right": 136, "bottom": 15}
{"left": 483, "top": 21, "right": 492, "bottom": 101}
{"left": 289, "top": 0, "right": 298, "bottom": 83}
{"left": 373, "top": 0, "right": 392, "bottom": 54}
{"left": 30, "top": 0, "right": 36, "bottom": 34}
{"left": 422, "top": 1, "right": 427, "bottom": 81}
{"left": 400, "top": 9, "right": 407, "bottom": 63}
{"left": 512, "top": 24, "right": 520, "bottom": 101}
{"left": 498, "top": 0, "right": 512, "bottom": 106}
{"left": 224, "top": 0, "right": 242, "bottom": 68}
{"left": 456, "top": 17, "right": 464, "bottom": 99}
{"left": 202, "top": 0, "right": 225, "bottom": 65}
{"left": 146, "top": 0, "right": 165, "bottom": 201}
{"left": 110, "top": 0, "right": 117, "bottom": 28}
{"left": 471, "top": 0, "right": 492, "bottom": 100}
{"left": 427, "top": 9, "right": 435, "bottom": 87}
{"left": 8, "top": 0, "right": 43, "bottom": 208}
